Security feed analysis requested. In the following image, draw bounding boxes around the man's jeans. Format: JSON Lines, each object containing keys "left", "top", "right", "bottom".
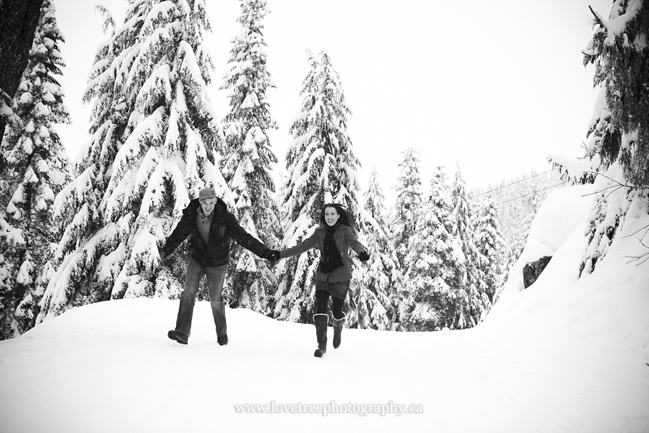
{"left": 175, "top": 258, "right": 228, "bottom": 339}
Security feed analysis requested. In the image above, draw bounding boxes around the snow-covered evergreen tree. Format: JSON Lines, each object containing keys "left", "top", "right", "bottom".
{"left": 0, "top": 89, "right": 24, "bottom": 339}
{"left": 391, "top": 148, "right": 422, "bottom": 269}
{"left": 357, "top": 167, "right": 400, "bottom": 330}
{"left": 583, "top": 0, "right": 648, "bottom": 190}
{"left": 0, "top": 211, "right": 23, "bottom": 339}
{"left": 0, "top": 0, "right": 71, "bottom": 338}
{"left": 275, "top": 51, "right": 363, "bottom": 324}
{"left": 219, "top": 0, "right": 281, "bottom": 315}
{"left": 0, "top": 103, "right": 24, "bottom": 339}
{"left": 474, "top": 196, "right": 504, "bottom": 304}
{"left": 273, "top": 53, "right": 320, "bottom": 323}
{"left": 38, "top": 0, "right": 228, "bottom": 323}
{"left": 579, "top": 0, "right": 649, "bottom": 275}
{"left": 451, "top": 165, "right": 488, "bottom": 328}
{"left": 402, "top": 166, "right": 462, "bottom": 331}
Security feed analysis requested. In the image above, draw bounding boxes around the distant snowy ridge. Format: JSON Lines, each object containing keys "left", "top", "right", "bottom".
{"left": 496, "top": 184, "right": 596, "bottom": 296}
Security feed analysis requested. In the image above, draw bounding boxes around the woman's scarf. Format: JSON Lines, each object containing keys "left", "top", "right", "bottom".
{"left": 319, "top": 223, "right": 344, "bottom": 274}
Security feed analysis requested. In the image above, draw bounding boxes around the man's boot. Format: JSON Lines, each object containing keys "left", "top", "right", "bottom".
{"left": 313, "top": 313, "right": 328, "bottom": 358}
{"left": 211, "top": 300, "right": 228, "bottom": 345}
{"left": 332, "top": 314, "right": 345, "bottom": 349}
{"left": 167, "top": 330, "right": 188, "bottom": 345}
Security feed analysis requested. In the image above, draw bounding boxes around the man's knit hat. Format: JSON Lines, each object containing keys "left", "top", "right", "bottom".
{"left": 199, "top": 187, "right": 216, "bottom": 200}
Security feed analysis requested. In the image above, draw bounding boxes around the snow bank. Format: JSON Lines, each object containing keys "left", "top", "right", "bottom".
{"left": 485, "top": 184, "right": 649, "bottom": 364}
{"left": 0, "top": 293, "right": 647, "bottom": 433}
{"left": 497, "top": 184, "right": 596, "bottom": 295}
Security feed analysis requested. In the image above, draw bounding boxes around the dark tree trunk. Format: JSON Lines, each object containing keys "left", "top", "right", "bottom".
{"left": 0, "top": 0, "right": 44, "bottom": 143}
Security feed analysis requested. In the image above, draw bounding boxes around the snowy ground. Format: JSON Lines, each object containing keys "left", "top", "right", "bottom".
{"left": 1, "top": 186, "right": 648, "bottom": 433}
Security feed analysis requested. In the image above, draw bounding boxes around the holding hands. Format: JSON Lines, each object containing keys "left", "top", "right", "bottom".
{"left": 263, "top": 249, "right": 281, "bottom": 262}
{"left": 263, "top": 248, "right": 367, "bottom": 263}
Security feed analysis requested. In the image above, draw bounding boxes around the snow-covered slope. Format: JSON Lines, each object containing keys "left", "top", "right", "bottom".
{"left": 488, "top": 185, "right": 649, "bottom": 365}
{"left": 1, "top": 186, "right": 648, "bottom": 433}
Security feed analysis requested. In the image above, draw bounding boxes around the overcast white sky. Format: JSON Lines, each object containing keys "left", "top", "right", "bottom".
{"left": 55, "top": 0, "right": 612, "bottom": 201}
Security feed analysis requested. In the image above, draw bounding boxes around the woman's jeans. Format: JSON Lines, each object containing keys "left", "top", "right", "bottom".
{"left": 175, "top": 258, "right": 228, "bottom": 339}
{"left": 315, "top": 284, "right": 347, "bottom": 320}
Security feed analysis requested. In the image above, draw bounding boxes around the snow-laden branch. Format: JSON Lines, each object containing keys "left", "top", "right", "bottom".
{"left": 589, "top": 1, "right": 644, "bottom": 47}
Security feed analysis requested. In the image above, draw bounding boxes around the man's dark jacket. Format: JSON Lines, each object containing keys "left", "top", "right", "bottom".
{"left": 162, "top": 198, "right": 270, "bottom": 267}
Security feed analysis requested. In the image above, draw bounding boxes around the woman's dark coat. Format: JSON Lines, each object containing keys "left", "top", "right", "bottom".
{"left": 279, "top": 224, "right": 366, "bottom": 283}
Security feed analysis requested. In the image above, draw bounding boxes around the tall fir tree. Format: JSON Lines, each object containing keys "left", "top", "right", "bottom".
{"left": 357, "top": 167, "right": 400, "bottom": 330}
{"left": 583, "top": 0, "right": 648, "bottom": 190}
{"left": 0, "top": 86, "right": 23, "bottom": 339}
{"left": 0, "top": 0, "right": 45, "bottom": 142}
{"left": 38, "top": 0, "right": 228, "bottom": 323}
{"left": 391, "top": 148, "right": 423, "bottom": 269}
{"left": 275, "top": 51, "right": 363, "bottom": 324}
{"left": 273, "top": 52, "right": 320, "bottom": 322}
{"left": 579, "top": 0, "right": 649, "bottom": 275}
{"left": 451, "top": 165, "right": 488, "bottom": 328}
{"left": 474, "top": 196, "right": 504, "bottom": 304}
{"left": 403, "top": 166, "right": 463, "bottom": 331}
{"left": 219, "top": 0, "right": 281, "bottom": 315}
{"left": 0, "top": 0, "right": 71, "bottom": 338}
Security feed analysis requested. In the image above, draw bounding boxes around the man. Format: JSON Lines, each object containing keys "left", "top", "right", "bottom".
{"left": 159, "top": 187, "right": 279, "bottom": 345}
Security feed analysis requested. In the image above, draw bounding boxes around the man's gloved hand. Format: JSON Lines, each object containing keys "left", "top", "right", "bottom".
{"left": 263, "top": 249, "right": 281, "bottom": 262}
{"left": 358, "top": 251, "right": 370, "bottom": 262}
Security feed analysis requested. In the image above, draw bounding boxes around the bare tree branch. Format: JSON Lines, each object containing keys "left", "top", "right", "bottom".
{"left": 589, "top": 5, "right": 607, "bottom": 29}
{"left": 588, "top": 170, "right": 635, "bottom": 189}
{"left": 581, "top": 183, "right": 622, "bottom": 197}
{"left": 622, "top": 223, "right": 649, "bottom": 239}
{"left": 623, "top": 224, "right": 649, "bottom": 266}
{"left": 625, "top": 252, "right": 649, "bottom": 266}
{"left": 594, "top": 185, "right": 626, "bottom": 207}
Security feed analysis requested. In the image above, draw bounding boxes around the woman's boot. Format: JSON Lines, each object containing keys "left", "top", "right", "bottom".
{"left": 332, "top": 314, "right": 345, "bottom": 349}
{"left": 313, "top": 313, "right": 328, "bottom": 357}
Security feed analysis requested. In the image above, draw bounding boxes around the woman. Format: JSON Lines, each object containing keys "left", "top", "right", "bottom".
{"left": 278, "top": 203, "right": 369, "bottom": 357}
